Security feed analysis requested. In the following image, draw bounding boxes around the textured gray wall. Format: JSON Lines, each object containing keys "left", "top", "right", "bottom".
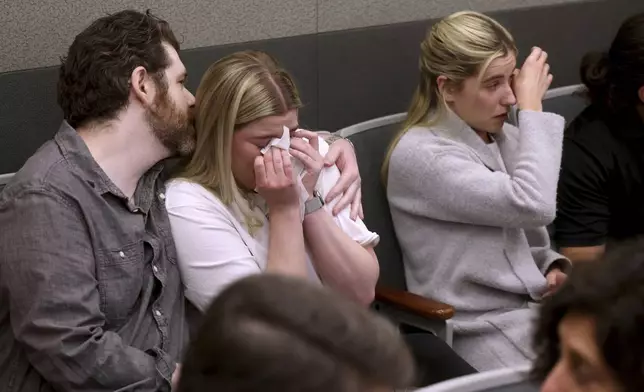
{"left": 317, "top": 0, "right": 590, "bottom": 31}
{"left": 1, "top": 0, "right": 595, "bottom": 73}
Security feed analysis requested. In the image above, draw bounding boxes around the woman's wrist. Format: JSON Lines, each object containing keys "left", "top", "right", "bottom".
{"left": 546, "top": 258, "right": 570, "bottom": 275}
{"left": 517, "top": 101, "right": 543, "bottom": 112}
{"left": 269, "top": 203, "right": 301, "bottom": 218}
{"left": 304, "top": 191, "right": 325, "bottom": 216}
{"left": 322, "top": 133, "right": 354, "bottom": 149}
{"left": 305, "top": 187, "right": 318, "bottom": 201}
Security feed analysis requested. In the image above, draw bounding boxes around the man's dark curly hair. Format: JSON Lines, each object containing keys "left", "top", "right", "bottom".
{"left": 532, "top": 239, "right": 644, "bottom": 391}
{"left": 57, "top": 9, "right": 179, "bottom": 128}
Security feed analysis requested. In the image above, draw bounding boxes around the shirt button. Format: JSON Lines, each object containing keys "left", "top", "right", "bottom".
{"left": 154, "top": 310, "right": 162, "bottom": 317}
{"left": 118, "top": 251, "right": 125, "bottom": 258}
{"left": 158, "top": 193, "right": 166, "bottom": 200}
{"left": 152, "top": 265, "right": 159, "bottom": 273}
{"left": 132, "top": 208, "right": 140, "bottom": 213}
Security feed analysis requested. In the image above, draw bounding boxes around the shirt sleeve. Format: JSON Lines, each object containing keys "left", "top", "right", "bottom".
{"left": 316, "top": 137, "right": 380, "bottom": 247}
{"left": 554, "top": 136, "right": 610, "bottom": 247}
{"left": 165, "top": 182, "right": 262, "bottom": 311}
{"left": 0, "top": 189, "right": 170, "bottom": 392}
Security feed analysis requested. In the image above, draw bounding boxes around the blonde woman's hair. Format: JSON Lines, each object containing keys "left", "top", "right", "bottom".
{"left": 179, "top": 50, "right": 302, "bottom": 233}
{"left": 381, "top": 11, "right": 517, "bottom": 183}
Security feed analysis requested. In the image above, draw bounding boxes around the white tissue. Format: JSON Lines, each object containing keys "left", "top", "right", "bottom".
{"left": 257, "top": 126, "right": 310, "bottom": 210}
{"left": 259, "top": 126, "right": 306, "bottom": 178}
{"left": 260, "top": 126, "right": 292, "bottom": 154}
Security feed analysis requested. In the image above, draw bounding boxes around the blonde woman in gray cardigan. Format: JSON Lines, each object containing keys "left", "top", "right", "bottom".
{"left": 383, "top": 11, "right": 571, "bottom": 372}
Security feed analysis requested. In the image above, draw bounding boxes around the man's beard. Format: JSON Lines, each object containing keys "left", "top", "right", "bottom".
{"left": 146, "top": 90, "right": 195, "bottom": 157}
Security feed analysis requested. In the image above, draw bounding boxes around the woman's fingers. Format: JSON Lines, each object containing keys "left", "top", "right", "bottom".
{"left": 289, "top": 148, "right": 316, "bottom": 170}
{"left": 254, "top": 156, "right": 267, "bottom": 188}
{"left": 280, "top": 149, "right": 293, "bottom": 182}
{"left": 290, "top": 137, "right": 323, "bottom": 163}
{"left": 264, "top": 148, "right": 276, "bottom": 179}
{"left": 542, "top": 63, "right": 551, "bottom": 92}
{"left": 350, "top": 187, "right": 363, "bottom": 221}
{"left": 292, "top": 129, "right": 320, "bottom": 153}
{"left": 542, "top": 63, "right": 550, "bottom": 79}
{"left": 262, "top": 148, "right": 296, "bottom": 186}
{"left": 514, "top": 46, "right": 554, "bottom": 111}
{"left": 525, "top": 46, "right": 542, "bottom": 65}
{"left": 272, "top": 146, "right": 286, "bottom": 178}
{"left": 332, "top": 180, "right": 360, "bottom": 216}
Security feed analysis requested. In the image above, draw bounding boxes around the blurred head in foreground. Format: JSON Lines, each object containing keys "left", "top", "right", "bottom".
{"left": 535, "top": 240, "right": 644, "bottom": 392}
{"left": 177, "top": 274, "right": 415, "bottom": 392}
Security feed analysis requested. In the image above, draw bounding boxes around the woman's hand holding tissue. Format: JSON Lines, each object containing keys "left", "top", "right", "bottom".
{"left": 322, "top": 138, "right": 363, "bottom": 221}
{"left": 289, "top": 130, "right": 325, "bottom": 199}
{"left": 254, "top": 148, "right": 301, "bottom": 212}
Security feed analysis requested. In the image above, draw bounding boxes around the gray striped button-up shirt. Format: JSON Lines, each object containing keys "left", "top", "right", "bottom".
{"left": 0, "top": 122, "right": 188, "bottom": 391}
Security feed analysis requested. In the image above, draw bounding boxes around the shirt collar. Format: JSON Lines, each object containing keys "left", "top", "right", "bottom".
{"left": 429, "top": 108, "right": 504, "bottom": 172}
{"left": 54, "top": 121, "right": 165, "bottom": 213}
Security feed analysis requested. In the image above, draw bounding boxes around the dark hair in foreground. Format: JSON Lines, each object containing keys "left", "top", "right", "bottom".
{"left": 532, "top": 240, "right": 644, "bottom": 392}
{"left": 58, "top": 9, "right": 179, "bottom": 128}
{"left": 581, "top": 12, "right": 644, "bottom": 112}
{"left": 177, "top": 274, "right": 416, "bottom": 392}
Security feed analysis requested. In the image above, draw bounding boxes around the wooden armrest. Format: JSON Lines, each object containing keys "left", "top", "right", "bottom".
{"left": 375, "top": 286, "right": 455, "bottom": 320}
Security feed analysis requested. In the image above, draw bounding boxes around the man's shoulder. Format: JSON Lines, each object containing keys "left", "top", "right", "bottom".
{"left": 2, "top": 139, "right": 83, "bottom": 203}
{"left": 565, "top": 106, "right": 613, "bottom": 143}
{"left": 562, "top": 106, "right": 619, "bottom": 166}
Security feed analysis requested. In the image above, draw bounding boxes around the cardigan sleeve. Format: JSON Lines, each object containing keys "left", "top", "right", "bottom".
{"left": 388, "top": 110, "right": 564, "bottom": 229}
{"left": 524, "top": 226, "right": 572, "bottom": 275}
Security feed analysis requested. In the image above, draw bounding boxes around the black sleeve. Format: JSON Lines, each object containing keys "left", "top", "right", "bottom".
{"left": 554, "top": 137, "right": 610, "bottom": 247}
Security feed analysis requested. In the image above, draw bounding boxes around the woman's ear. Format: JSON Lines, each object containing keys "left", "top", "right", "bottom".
{"left": 437, "top": 75, "right": 455, "bottom": 103}
{"left": 638, "top": 85, "right": 644, "bottom": 105}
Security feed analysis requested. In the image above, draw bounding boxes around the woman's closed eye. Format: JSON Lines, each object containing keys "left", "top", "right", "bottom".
{"left": 486, "top": 80, "right": 502, "bottom": 90}
{"left": 255, "top": 137, "right": 274, "bottom": 147}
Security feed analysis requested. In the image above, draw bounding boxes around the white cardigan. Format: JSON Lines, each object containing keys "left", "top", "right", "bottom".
{"left": 387, "top": 109, "right": 569, "bottom": 371}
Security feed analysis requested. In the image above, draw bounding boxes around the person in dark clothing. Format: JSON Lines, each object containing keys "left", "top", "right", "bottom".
{"left": 555, "top": 13, "right": 644, "bottom": 263}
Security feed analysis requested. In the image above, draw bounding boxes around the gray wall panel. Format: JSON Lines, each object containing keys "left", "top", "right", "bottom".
{"left": 0, "top": 67, "right": 62, "bottom": 174}
{"left": 180, "top": 34, "right": 319, "bottom": 130}
{"left": 317, "top": 21, "right": 425, "bottom": 132}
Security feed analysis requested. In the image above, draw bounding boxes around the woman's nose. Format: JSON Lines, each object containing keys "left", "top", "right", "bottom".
{"left": 502, "top": 86, "right": 517, "bottom": 106}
